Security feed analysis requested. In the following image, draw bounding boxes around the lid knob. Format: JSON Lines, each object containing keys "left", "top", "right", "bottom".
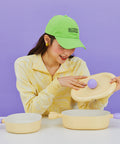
{"left": 88, "top": 79, "right": 97, "bottom": 89}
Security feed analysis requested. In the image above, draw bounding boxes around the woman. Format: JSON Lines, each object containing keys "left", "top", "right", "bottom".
{"left": 14, "top": 15, "right": 110, "bottom": 117}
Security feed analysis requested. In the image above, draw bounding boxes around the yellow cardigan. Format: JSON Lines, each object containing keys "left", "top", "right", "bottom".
{"left": 14, "top": 54, "right": 109, "bottom": 116}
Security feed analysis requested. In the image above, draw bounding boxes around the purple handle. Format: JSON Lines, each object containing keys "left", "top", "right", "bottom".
{"left": 113, "top": 113, "right": 120, "bottom": 119}
{"left": 0, "top": 118, "right": 3, "bottom": 123}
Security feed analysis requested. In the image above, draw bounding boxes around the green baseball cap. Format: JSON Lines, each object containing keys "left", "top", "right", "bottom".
{"left": 45, "top": 15, "right": 86, "bottom": 49}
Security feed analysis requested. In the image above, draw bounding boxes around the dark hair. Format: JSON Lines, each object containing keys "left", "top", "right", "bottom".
{"left": 27, "top": 33, "right": 74, "bottom": 59}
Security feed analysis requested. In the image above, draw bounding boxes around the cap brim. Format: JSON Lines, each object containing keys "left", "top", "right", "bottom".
{"left": 55, "top": 37, "right": 86, "bottom": 49}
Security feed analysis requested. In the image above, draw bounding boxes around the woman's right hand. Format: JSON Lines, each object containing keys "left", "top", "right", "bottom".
{"left": 57, "top": 76, "right": 88, "bottom": 90}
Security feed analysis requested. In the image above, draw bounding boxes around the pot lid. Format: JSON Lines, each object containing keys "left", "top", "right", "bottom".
{"left": 71, "top": 72, "right": 116, "bottom": 102}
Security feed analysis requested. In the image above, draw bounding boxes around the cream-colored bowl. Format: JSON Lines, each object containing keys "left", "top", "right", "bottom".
{"left": 1, "top": 113, "right": 42, "bottom": 134}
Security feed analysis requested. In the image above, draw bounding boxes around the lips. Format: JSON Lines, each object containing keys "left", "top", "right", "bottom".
{"left": 59, "top": 55, "right": 68, "bottom": 60}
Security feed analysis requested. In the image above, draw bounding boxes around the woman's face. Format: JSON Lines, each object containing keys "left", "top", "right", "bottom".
{"left": 48, "top": 39, "right": 75, "bottom": 64}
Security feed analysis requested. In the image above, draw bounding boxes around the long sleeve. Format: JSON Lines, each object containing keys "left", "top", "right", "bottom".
{"left": 14, "top": 60, "right": 62, "bottom": 114}
{"left": 72, "top": 60, "right": 90, "bottom": 76}
{"left": 72, "top": 60, "right": 91, "bottom": 108}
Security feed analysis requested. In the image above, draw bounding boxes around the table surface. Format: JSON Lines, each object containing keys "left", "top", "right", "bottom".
{"left": 0, "top": 117, "right": 120, "bottom": 144}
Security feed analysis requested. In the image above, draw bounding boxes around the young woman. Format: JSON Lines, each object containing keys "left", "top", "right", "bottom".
{"left": 14, "top": 15, "right": 111, "bottom": 117}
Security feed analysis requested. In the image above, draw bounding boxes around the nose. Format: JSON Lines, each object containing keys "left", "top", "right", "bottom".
{"left": 63, "top": 49, "right": 75, "bottom": 56}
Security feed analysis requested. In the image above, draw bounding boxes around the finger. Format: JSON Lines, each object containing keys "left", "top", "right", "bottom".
{"left": 79, "top": 81, "right": 87, "bottom": 86}
{"left": 70, "top": 81, "right": 86, "bottom": 88}
{"left": 73, "top": 76, "right": 88, "bottom": 79}
{"left": 69, "top": 84, "right": 80, "bottom": 90}
{"left": 71, "top": 79, "right": 87, "bottom": 86}
{"left": 110, "top": 78, "right": 117, "bottom": 83}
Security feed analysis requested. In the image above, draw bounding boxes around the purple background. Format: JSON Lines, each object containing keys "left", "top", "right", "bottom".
{"left": 0, "top": 0, "right": 120, "bottom": 116}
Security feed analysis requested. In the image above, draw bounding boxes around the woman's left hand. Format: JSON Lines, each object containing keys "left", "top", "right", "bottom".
{"left": 110, "top": 76, "right": 120, "bottom": 92}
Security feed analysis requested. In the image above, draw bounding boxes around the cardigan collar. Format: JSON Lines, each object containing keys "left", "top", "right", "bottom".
{"left": 32, "top": 54, "right": 72, "bottom": 74}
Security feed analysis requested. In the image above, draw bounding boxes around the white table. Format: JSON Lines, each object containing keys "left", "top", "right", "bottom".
{"left": 0, "top": 117, "right": 120, "bottom": 144}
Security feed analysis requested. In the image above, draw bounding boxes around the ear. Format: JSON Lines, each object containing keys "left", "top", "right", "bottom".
{"left": 44, "top": 35, "right": 51, "bottom": 45}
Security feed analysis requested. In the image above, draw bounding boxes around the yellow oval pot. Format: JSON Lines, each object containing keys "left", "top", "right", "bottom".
{"left": 0, "top": 113, "right": 42, "bottom": 134}
{"left": 49, "top": 109, "right": 120, "bottom": 130}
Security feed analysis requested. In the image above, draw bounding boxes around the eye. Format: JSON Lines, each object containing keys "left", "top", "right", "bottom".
{"left": 59, "top": 45, "right": 64, "bottom": 49}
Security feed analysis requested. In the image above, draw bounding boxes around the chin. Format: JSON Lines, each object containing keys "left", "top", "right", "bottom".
{"left": 57, "top": 60, "right": 63, "bottom": 64}
{"left": 56, "top": 60, "right": 62, "bottom": 65}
